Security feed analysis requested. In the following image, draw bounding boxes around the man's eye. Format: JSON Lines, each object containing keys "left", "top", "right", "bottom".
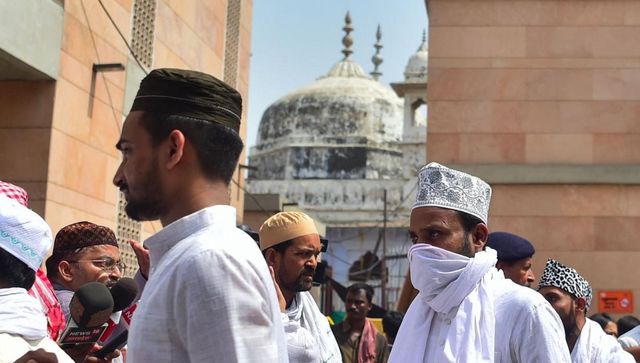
{"left": 428, "top": 231, "right": 441, "bottom": 238}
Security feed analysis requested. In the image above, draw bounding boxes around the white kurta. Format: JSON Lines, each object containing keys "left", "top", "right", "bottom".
{"left": 619, "top": 325, "right": 640, "bottom": 349}
{"left": 393, "top": 278, "right": 572, "bottom": 362}
{"left": 0, "top": 288, "right": 73, "bottom": 363}
{"left": 127, "top": 205, "right": 288, "bottom": 363}
{"left": 571, "top": 318, "right": 634, "bottom": 363}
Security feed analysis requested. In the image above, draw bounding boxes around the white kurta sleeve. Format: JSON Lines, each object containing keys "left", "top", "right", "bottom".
{"left": 511, "top": 301, "right": 572, "bottom": 362}
{"left": 173, "top": 249, "right": 286, "bottom": 363}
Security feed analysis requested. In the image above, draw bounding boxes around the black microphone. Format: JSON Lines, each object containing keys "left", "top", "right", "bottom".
{"left": 94, "top": 331, "right": 128, "bottom": 359}
{"left": 58, "top": 282, "right": 114, "bottom": 347}
{"left": 99, "top": 277, "right": 140, "bottom": 346}
{"left": 110, "top": 277, "right": 138, "bottom": 312}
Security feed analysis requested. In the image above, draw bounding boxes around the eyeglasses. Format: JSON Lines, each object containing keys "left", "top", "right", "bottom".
{"left": 69, "top": 258, "right": 126, "bottom": 272}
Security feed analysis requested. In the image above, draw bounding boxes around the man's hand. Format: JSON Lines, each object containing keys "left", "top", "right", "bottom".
{"left": 63, "top": 343, "right": 121, "bottom": 363}
{"left": 14, "top": 349, "right": 58, "bottom": 363}
{"left": 129, "top": 240, "right": 150, "bottom": 279}
{"left": 269, "top": 266, "right": 286, "bottom": 313}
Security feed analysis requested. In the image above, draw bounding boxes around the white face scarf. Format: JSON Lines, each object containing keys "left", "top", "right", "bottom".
{"left": 389, "top": 244, "right": 502, "bottom": 363}
{"left": 0, "top": 287, "right": 47, "bottom": 341}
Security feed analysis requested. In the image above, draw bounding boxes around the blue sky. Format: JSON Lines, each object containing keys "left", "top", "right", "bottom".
{"left": 246, "top": 0, "right": 429, "bottom": 150}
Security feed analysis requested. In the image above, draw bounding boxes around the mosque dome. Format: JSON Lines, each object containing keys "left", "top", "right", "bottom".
{"left": 404, "top": 30, "right": 428, "bottom": 82}
{"left": 255, "top": 58, "right": 402, "bottom": 149}
{"left": 250, "top": 13, "right": 404, "bottom": 180}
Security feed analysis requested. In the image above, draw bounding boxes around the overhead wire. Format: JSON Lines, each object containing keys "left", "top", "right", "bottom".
{"left": 97, "top": 0, "right": 149, "bottom": 75}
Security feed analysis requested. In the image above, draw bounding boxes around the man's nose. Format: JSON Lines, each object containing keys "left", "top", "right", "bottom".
{"left": 113, "top": 162, "right": 124, "bottom": 187}
{"left": 308, "top": 256, "right": 318, "bottom": 270}
{"left": 527, "top": 269, "right": 535, "bottom": 283}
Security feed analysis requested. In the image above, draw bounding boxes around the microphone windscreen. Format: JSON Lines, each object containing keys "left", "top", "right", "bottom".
{"left": 70, "top": 282, "right": 114, "bottom": 327}
{"left": 110, "top": 277, "right": 138, "bottom": 312}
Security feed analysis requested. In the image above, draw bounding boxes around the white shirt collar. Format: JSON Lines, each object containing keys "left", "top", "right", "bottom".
{"left": 144, "top": 205, "right": 237, "bottom": 271}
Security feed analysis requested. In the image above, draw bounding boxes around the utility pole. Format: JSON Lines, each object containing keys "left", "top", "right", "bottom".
{"left": 382, "top": 189, "right": 387, "bottom": 309}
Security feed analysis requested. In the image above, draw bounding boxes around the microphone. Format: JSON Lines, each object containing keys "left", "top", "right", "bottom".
{"left": 110, "top": 277, "right": 138, "bottom": 312}
{"left": 99, "top": 278, "right": 139, "bottom": 343}
{"left": 58, "top": 282, "right": 114, "bottom": 347}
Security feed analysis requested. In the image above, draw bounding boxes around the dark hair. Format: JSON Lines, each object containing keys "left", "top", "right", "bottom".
{"left": 382, "top": 310, "right": 405, "bottom": 341}
{"left": 457, "top": 211, "right": 483, "bottom": 233}
{"left": 347, "top": 283, "right": 374, "bottom": 303}
{"left": 139, "top": 112, "right": 244, "bottom": 184}
{"left": 262, "top": 239, "right": 293, "bottom": 257}
{"left": 618, "top": 315, "right": 640, "bottom": 336}
{"left": 0, "top": 249, "right": 36, "bottom": 289}
{"left": 589, "top": 313, "right": 614, "bottom": 330}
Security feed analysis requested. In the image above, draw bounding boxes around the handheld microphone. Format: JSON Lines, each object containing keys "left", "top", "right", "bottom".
{"left": 110, "top": 277, "right": 138, "bottom": 312}
{"left": 99, "top": 278, "right": 139, "bottom": 344}
{"left": 94, "top": 331, "right": 128, "bottom": 359}
{"left": 57, "top": 282, "right": 114, "bottom": 347}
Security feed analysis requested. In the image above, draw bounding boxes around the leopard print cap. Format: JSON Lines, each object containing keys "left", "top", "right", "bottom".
{"left": 538, "top": 258, "right": 592, "bottom": 310}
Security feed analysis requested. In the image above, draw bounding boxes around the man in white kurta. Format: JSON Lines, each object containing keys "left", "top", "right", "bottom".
{"left": 389, "top": 162, "right": 571, "bottom": 363}
{"left": 127, "top": 206, "right": 288, "bottom": 362}
{"left": 538, "top": 259, "right": 634, "bottom": 363}
{"left": 259, "top": 212, "right": 342, "bottom": 363}
{"left": 112, "top": 69, "right": 289, "bottom": 362}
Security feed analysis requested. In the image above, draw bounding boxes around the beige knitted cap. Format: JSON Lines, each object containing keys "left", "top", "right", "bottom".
{"left": 259, "top": 211, "right": 318, "bottom": 251}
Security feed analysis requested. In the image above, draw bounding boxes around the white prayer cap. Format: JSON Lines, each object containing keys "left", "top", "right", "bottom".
{"left": 0, "top": 194, "right": 53, "bottom": 271}
{"left": 413, "top": 162, "right": 492, "bottom": 224}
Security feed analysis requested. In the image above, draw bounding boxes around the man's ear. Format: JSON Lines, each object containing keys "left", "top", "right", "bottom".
{"left": 472, "top": 223, "right": 489, "bottom": 252}
{"left": 575, "top": 297, "right": 587, "bottom": 313}
{"left": 264, "top": 248, "right": 281, "bottom": 269}
{"left": 165, "top": 130, "right": 186, "bottom": 170}
{"left": 58, "top": 261, "right": 74, "bottom": 283}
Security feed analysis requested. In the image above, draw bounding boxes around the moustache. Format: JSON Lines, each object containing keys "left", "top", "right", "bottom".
{"left": 300, "top": 268, "right": 315, "bottom": 276}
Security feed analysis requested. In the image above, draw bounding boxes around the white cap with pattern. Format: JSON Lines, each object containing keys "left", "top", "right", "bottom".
{"left": 413, "top": 162, "right": 492, "bottom": 224}
{"left": 0, "top": 194, "right": 53, "bottom": 271}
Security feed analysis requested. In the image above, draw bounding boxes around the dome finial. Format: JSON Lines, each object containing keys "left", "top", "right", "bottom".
{"left": 370, "top": 24, "right": 383, "bottom": 81}
{"left": 418, "top": 28, "right": 427, "bottom": 51}
{"left": 342, "top": 12, "right": 354, "bottom": 60}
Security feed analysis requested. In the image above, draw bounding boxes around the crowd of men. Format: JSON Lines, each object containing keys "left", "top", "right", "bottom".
{"left": 1, "top": 68, "right": 639, "bottom": 362}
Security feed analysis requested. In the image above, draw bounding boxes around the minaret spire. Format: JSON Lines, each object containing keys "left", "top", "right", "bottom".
{"left": 370, "top": 24, "right": 383, "bottom": 80}
{"left": 341, "top": 12, "right": 354, "bottom": 60}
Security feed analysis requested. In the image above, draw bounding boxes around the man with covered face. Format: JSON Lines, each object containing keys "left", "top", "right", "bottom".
{"left": 260, "top": 211, "right": 342, "bottom": 363}
{"left": 538, "top": 259, "right": 634, "bottom": 362}
{"left": 389, "top": 162, "right": 570, "bottom": 363}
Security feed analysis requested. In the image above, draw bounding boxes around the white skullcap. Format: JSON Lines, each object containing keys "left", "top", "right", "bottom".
{"left": 259, "top": 211, "right": 318, "bottom": 251}
{"left": 0, "top": 194, "right": 53, "bottom": 271}
{"left": 413, "top": 162, "right": 492, "bottom": 224}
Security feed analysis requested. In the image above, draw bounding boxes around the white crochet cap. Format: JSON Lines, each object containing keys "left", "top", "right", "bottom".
{"left": 0, "top": 194, "right": 53, "bottom": 271}
{"left": 413, "top": 162, "right": 492, "bottom": 224}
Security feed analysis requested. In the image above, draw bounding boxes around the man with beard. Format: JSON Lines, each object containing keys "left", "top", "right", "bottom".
{"left": 331, "top": 283, "right": 389, "bottom": 363}
{"left": 486, "top": 231, "right": 536, "bottom": 287}
{"left": 389, "top": 162, "right": 571, "bottom": 363}
{"left": 112, "top": 69, "right": 287, "bottom": 363}
{"left": 538, "top": 259, "right": 634, "bottom": 362}
{"left": 259, "top": 211, "right": 342, "bottom": 363}
{"left": 46, "top": 221, "right": 123, "bottom": 320}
